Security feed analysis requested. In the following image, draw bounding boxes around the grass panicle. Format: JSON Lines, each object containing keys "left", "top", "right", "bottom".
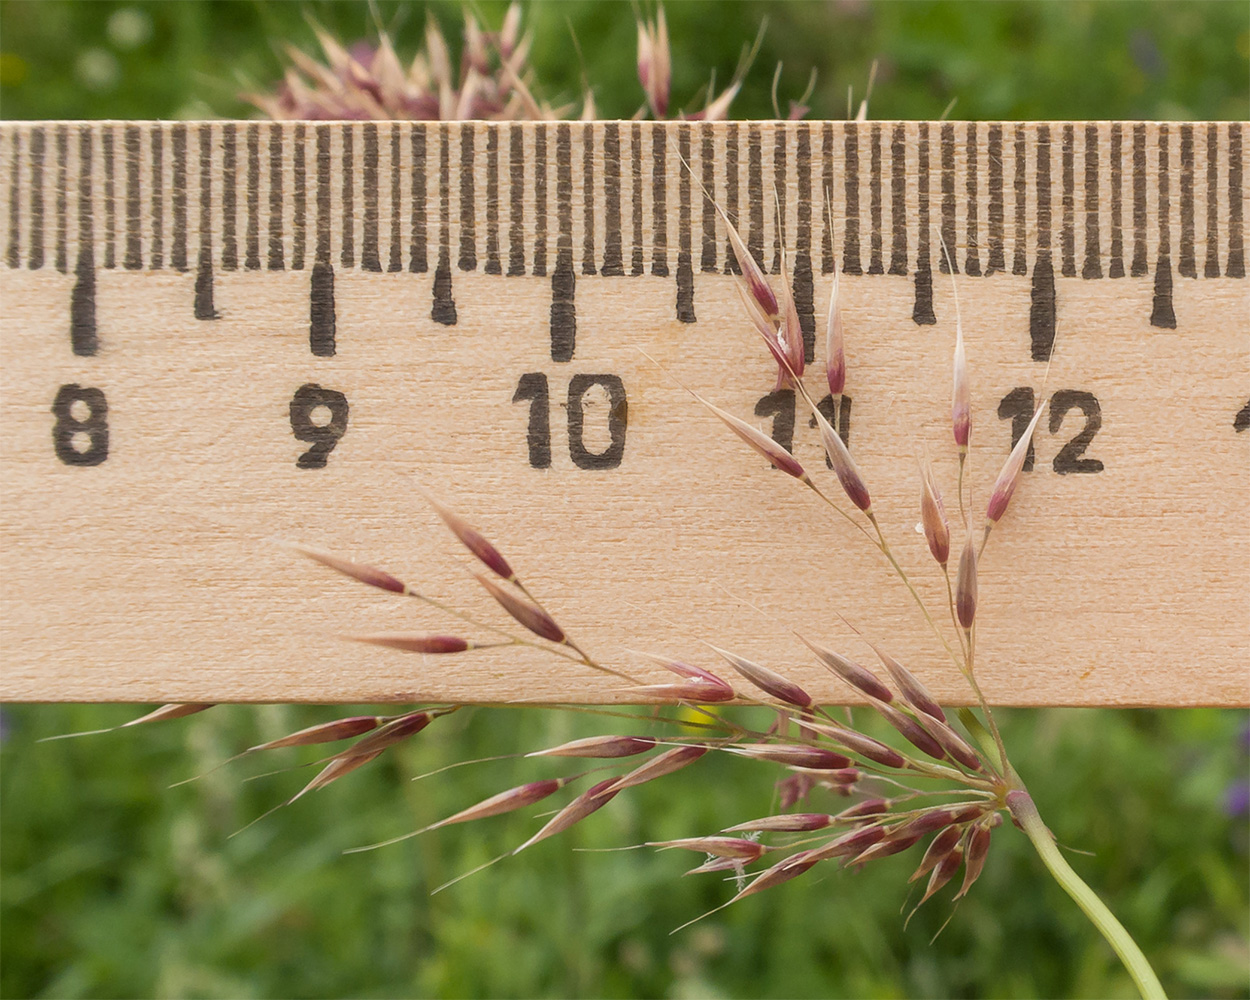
{"left": 85, "top": 12, "right": 1170, "bottom": 993}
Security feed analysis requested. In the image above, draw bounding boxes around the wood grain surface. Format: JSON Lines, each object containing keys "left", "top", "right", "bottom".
{"left": 1, "top": 120, "right": 1246, "bottom": 706}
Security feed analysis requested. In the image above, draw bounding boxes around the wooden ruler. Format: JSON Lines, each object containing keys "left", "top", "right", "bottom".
{"left": 1, "top": 120, "right": 1246, "bottom": 707}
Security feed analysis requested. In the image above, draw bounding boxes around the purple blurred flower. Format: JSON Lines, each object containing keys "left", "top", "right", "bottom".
{"left": 1226, "top": 781, "right": 1250, "bottom": 819}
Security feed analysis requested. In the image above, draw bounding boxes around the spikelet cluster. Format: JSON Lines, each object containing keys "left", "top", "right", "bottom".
{"left": 252, "top": 506, "right": 1012, "bottom": 924}
{"left": 250, "top": 6, "right": 547, "bottom": 121}
{"left": 248, "top": 4, "right": 757, "bottom": 124}
{"left": 94, "top": 213, "right": 1057, "bottom": 927}
{"left": 87, "top": 2, "right": 1066, "bottom": 935}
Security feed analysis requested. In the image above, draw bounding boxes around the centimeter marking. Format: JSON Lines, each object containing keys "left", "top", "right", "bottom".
{"left": 2, "top": 120, "right": 1247, "bottom": 707}
{"left": 3, "top": 121, "right": 1245, "bottom": 367}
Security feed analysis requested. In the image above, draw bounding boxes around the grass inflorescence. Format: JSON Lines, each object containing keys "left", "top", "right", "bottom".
{"left": 60, "top": 6, "right": 1175, "bottom": 997}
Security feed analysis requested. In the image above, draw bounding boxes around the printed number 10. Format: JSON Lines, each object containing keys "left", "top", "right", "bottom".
{"left": 512, "top": 373, "right": 628, "bottom": 470}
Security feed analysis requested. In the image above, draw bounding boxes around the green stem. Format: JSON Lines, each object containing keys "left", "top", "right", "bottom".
{"left": 1008, "top": 790, "right": 1167, "bottom": 1000}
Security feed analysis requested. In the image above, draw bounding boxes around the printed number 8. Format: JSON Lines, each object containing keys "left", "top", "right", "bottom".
{"left": 52, "top": 384, "right": 109, "bottom": 466}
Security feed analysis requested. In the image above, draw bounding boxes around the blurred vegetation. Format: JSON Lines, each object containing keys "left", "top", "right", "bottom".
{"left": 3, "top": 706, "right": 1247, "bottom": 999}
{"left": 1, "top": 2, "right": 1248, "bottom": 999}
{"left": 1, "top": 0, "right": 1247, "bottom": 121}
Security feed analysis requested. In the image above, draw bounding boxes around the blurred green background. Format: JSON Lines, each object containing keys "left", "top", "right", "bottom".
{"left": 1, "top": 2, "right": 1248, "bottom": 998}
{"left": 1, "top": 0, "right": 1248, "bottom": 121}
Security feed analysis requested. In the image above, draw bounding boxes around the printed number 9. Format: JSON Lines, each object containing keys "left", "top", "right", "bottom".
{"left": 290, "top": 384, "right": 349, "bottom": 469}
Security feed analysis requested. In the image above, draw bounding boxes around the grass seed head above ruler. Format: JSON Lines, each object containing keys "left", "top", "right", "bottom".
{"left": 69, "top": 6, "right": 1168, "bottom": 997}
{"left": 246, "top": 3, "right": 762, "bottom": 123}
